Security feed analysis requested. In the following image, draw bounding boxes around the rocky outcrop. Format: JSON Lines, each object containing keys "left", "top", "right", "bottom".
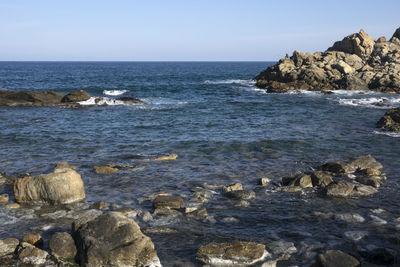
{"left": 279, "top": 155, "right": 386, "bottom": 197}
{"left": 255, "top": 27, "right": 400, "bottom": 93}
{"left": 0, "top": 89, "right": 146, "bottom": 107}
{"left": 13, "top": 166, "right": 85, "bottom": 205}
{"left": 376, "top": 106, "right": 400, "bottom": 132}
{"left": 196, "top": 241, "right": 269, "bottom": 266}
{"left": 73, "top": 211, "right": 161, "bottom": 267}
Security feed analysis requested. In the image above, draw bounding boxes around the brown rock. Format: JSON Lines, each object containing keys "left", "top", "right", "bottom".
{"left": 0, "top": 193, "right": 9, "bottom": 203}
{"left": 289, "top": 174, "right": 313, "bottom": 188}
{"left": 376, "top": 106, "right": 400, "bottom": 132}
{"left": 73, "top": 211, "right": 161, "bottom": 266}
{"left": 327, "top": 29, "right": 375, "bottom": 59}
{"left": 92, "top": 200, "right": 105, "bottom": 210}
{"left": 4, "top": 203, "right": 20, "bottom": 209}
{"left": 390, "top": 27, "right": 400, "bottom": 42}
{"left": 49, "top": 232, "right": 77, "bottom": 259}
{"left": 13, "top": 167, "right": 85, "bottom": 205}
{"left": 21, "top": 232, "right": 43, "bottom": 248}
{"left": 17, "top": 242, "right": 49, "bottom": 265}
{"left": 222, "top": 182, "right": 243, "bottom": 194}
{"left": 311, "top": 171, "right": 333, "bottom": 187}
{"left": 153, "top": 195, "right": 184, "bottom": 209}
{"left": 93, "top": 165, "right": 119, "bottom": 174}
{"left": 377, "top": 36, "right": 387, "bottom": 43}
{"left": 0, "top": 238, "right": 19, "bottom": 257}
{"left": 61, "top": 90, "right": 91, "bottom": 102}
{"left": 196, "top": 241, "right": 269, "bottom": 266}
{"left": 326, "top": 181, "right": 355, "bottom": 197}
{"left": 0, "top": 90, "right": 64, "bottom": 107}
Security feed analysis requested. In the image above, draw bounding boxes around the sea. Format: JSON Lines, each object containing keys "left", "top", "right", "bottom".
{"left": 0, "top": 62, "right": 399, "bottom": 265}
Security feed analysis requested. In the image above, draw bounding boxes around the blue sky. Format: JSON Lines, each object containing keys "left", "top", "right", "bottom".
{"left": 0, "top": 0, "right": 399, "bottom": 61}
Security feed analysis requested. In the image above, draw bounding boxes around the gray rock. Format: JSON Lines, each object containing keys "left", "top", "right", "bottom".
{"left": 0, "top": 238, "right": 19, "bottom": 257}
{"left": 335, "top": 213, "right": 365, "bottom": 223}
{"left": 377, "top": 106, "right": 400, "bottom": 133}
{"left": 326, "top": 181, "right": 355, "bottom": 197}
{"left": 73, "top": 211, "right": 161, "bottom": 267}
{"left": 222, "top": 182, "right": 243, "bottom": 194}
{"left": 311, "top": 171, "right": 333, "bottom": 187}
{"left": 351, "top": 184, "right": 378, "bottom": 196}
{"left": 267, "top": 240, "right": 297, "bottom": 255}
{"left": 49, "top": 232, "right": 77, "bottom": 260}
{"left": 61, "top": 89, "right": 91, "bottom": 102}
{"left": 17, "top": 242, "right": 49, "bottom": 265}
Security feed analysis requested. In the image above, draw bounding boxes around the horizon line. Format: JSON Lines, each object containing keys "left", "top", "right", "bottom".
{"left": 0, "top": 60, "right": 276, "bottom": 63}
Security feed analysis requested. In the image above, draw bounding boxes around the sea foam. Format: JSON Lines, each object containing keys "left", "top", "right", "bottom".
{"left": 204, "top": 79, "right": 256, "bottom": 86}
{"left": 103, "top": 90, "right": 128, "bottom": 96}
{"left": 338, "top": 97, "right": 400, "bottom": 109}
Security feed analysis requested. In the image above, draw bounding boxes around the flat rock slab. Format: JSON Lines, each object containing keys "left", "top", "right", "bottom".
{"left": 196, "top": 241, "right": 269, "bottom": 266}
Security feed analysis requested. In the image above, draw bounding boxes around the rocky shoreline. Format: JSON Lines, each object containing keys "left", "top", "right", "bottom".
{"left": 255, "top": 27, "right": 400, "bottom": 93}
{"left": 0, "top": 89, "right": 146, "bottom": 107}
{"left": 0, "top": 155, "right": 395, "bottom": 266}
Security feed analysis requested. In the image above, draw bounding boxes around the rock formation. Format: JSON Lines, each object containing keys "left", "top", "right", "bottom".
{"left": 0, "top": 89, "right": 146, "bottom": 107}
{"left": 13, "top": 166, "right": 85, "bottom": 205}
{"left": 376, "top": 106, "right": 400, "bottom": 132}
{"left": 255, "top": 27, "right": 400, "bottom": 93}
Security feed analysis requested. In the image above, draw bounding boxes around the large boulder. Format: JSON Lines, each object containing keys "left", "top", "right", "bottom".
{"left": 61, "top": 90, "right": 91, "bottom": 102}
{"left": 73, "top": 211, "right": 161, "bottom": 267}
{"left": 0, "top": 90, "right": 64, "bottom": 106}
{"left": 13, "top": 167, "right": 85, "bottom": 205}
{"left": 196, "top": 241, "right": 269, "bottom": 266}
{"left": 315, "top": 250, "right": 360, "bottom": 267}
{"left": 376, "top": 106, "right": 400, "bottom": 132}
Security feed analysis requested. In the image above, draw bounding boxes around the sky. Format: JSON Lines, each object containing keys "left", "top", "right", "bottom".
{"left": 0, "top": 0, "right": 399, "bottom": 61}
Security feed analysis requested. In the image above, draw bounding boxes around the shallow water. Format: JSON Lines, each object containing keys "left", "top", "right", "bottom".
{"left": 0, "top": 62, "right": 399, "bottom": 265}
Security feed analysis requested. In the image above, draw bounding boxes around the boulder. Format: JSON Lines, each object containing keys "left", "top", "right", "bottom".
{"left": 61, "top": 90, "right": 91, "bottom": 102}
{"left": 73, "top": 211, "right": 161, "bottom": 267}
{"left": 315, "top": 250, "right": 360, "bottom": 267}
{"left": 289, "top": 174, "right": 313, "bottom": 188}
{"left": 259, "top": 177, "right": 270, "bottom": 187}
{"left": 326, "top": 181, "right": 355, "bottom": 197}
{"left": 351, "top": 184, "right": 378, "bottom": 197}
{"left": 321, "top": 155, "right": 382, "bottom": 174}
{"left": 0, "top": 90, "right": 64, "bottom": 106}
{"left": 327, "top": 29, "right": 375, "bottom": 59}
{"left": 225, "top": 190, "right": 256, "bottom": 200}
{"left": 196, "top": 241, "right": 269, "bottom": 266}
{"left": 0, "top": 194, "right": 9, "bottom": 203}
{"left": 311, "top": 171, "right": 333, "bottom": 187}
{"left": 13, "top": 167, "right": 85, "bottom": 205}
{"left": 153, "top": 195, "right": 184, "bottom": 209}
{"left": 49, "top": 232, "right": 77, "bottom": 260}
{"left": 17, "top": 242, "right": 49, "bottom": 266}
{"left": 21, "top": 232, "right": 43, "bottom": 248}
{"left": 0, "top": 238, "right": 19, "bottom": 257}
{"left": 222, "top": 183, "right": 243, "bottom": 194}
{"left": 376, "top": 106, "right": 400, "bottom": 132}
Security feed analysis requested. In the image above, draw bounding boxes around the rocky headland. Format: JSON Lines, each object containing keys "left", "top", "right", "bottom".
{"left": 255, "top": 27, "right": 400, "bottom": 93}
{"left": 0, "top": 89, "right": 146, "bottom": 107}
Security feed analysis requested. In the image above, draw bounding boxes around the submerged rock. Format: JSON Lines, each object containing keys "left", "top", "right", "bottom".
{"left": 315, "top": 250, "right": 360, "bottom": 267}
{"left": 93, "top": 165, "right": 119, "bottom": 174}
{"left": 255, "top": 27, "right": 400, "bottom": 93}
{"left": 196, "top": 241, "right": 269, "bottom": 266}
{"left": 154, "top": 154, "right": 178, "bottom": 161}
{"left": 14, "top": 166, "right": 85, "bottom": 205}
{"left": 73, "top": 211, "right": 161, "bottom": 267}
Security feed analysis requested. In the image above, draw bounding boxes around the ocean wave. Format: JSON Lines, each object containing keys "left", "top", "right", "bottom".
{"left": 373, "top": 130, "right": 400, "bottom": 137}
{"left": 338, "top": 97, "right": 400, "bottom": 109}
{"left": 203, "top": 79, "right": 256, "bottom": 86}
{"left": 103, "top": 90, "right": 128, "bottom": 96}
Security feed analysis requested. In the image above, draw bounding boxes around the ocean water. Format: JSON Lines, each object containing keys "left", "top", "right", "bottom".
{"left": 0, "top": 62, "right": 400, "bottom": 265}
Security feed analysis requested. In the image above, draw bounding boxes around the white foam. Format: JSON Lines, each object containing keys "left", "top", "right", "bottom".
{"left": 103, "top": 90, "right": 128, "bottom": 96}
{"left": 338, "top": 97, "right": 400, "bottom": 109}
{"left": 204, "top": 79, "right": 256, "bottom": 86}
{"left": 78, "top": 97, "right": 127, "bottom": 106}
{"left": 373, "top": 130, "right": 400, "bottom": 137}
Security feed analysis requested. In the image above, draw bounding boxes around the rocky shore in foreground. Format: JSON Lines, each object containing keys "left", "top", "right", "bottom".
{"left": 0, "top": 89, "right": 146, "bottom": 107}
{"left": 255, "top": 27, "right": 400, "bottom": 93}
{"left": 0, "top": 155, "right": 396, "bottom": 266}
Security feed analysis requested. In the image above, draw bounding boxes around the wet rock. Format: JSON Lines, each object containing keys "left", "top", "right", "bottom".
{"left": 376, "top": 106, "right": 400, "bottom": 133}
{"left": 0, "top": 90, "right": 64, "bottom": 107}
{"left": 267, "top": 240, "right": 297, "bottom": 255}
{"left": 278, "top": 186, "right": 303, "bottom": 193}
{"left": 351, "top": 184, "right": 378, "bottom": 196}
{"left": 326, "top": 181, "right": 355, "bottom": 197}
{"left": 153, "top": 195, "right": 184, "bottom": 210}
{"left": 356, "top": 168, "right": 381, "bottom": 176}
{"left": 222, "top": 182, "right": 243, "bottom": 194}
{"left": 363, "top": 247, "right": 396, "bottom": 265}
{"left": 196, "top": 241, "right": 269, "bottom": 266}
{"left": 259, "top": 177, "right": 270, "bottom": 187}
{"left": 93, "top": 165, "right": 119, "bottom": 174}
{"left": 116, "top": 96, "right": 147, "bottom": 105}
{"left": 221, "top": 217, "right": 239, "bottom": 223}
{"left": 335, "top": 213, "right": 365, "bottom": 223}
{"left": 17, "top": 242, "right": 49, "bottom": 265}
{"left": 143, "top": 227, "right": 178, "bottom": 234}
{"left": 14, "top": 166, "right": 85, "bottom": 205}
{"left": 315, "top": 250, "right": 360, "bottom": 267}
{"left": 355, "top": 176, "right": 380, "bottom": 188}
{"left": 92, "top": 200, "right": 105, "bottom": 210}
{"left": 56, "top": 161, "right": 77, "bottom": 170}
{"left": 154, "top": 154, "right": 178, "bottom": 161}
{"left": 186, "top": 207, "right": 208, "bottom": 218}
{"left": 311, "top": 171, "right": 333, "bottom": 187}
{"left": 225, "top": 189, "right": 256, "bottom": 200}
{"left": 49, "top": 232, "right": 77, "bottom": 260}
{"left": 141, "top": 211, "right": 153, "bottom": 222}
{"left": 289, "top": 174, "right": 313, "bottom": 188}
{"left": 73, "top": 211, "right": 161, "bottom": 267}
{"left": 0, "top": 194, "right": 9, "bottom": 203}
{"left": 322, "top": 155, "right": 382, "bottom": 175}
{"left": 369, "top": 214, "right": 387, "bottom": 225}
{"left": 21, "top": 232, "right": 43, "bottom": 248}
{"left": 344, "top": 231, "right": 367, "bottom": 242}
{"left": 5, "top": 203, "right": 20, "bottom": 209}
{"left": 61, "top": 89, "right": 91, "bottom": 102}
{"left": 72, "top": 212, "right": 102, "bottom": 232}
{"left": 0, "top": 238, "right": 19, "bottom": 257}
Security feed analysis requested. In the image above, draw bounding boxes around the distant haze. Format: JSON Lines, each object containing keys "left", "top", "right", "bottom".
{"left": 0, "top": 0, "right": 399, "bottom": 61}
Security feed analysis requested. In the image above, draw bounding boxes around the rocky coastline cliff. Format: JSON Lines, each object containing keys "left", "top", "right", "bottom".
{"left": 255, "top": 27, "right": 400, "bottom": 93}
